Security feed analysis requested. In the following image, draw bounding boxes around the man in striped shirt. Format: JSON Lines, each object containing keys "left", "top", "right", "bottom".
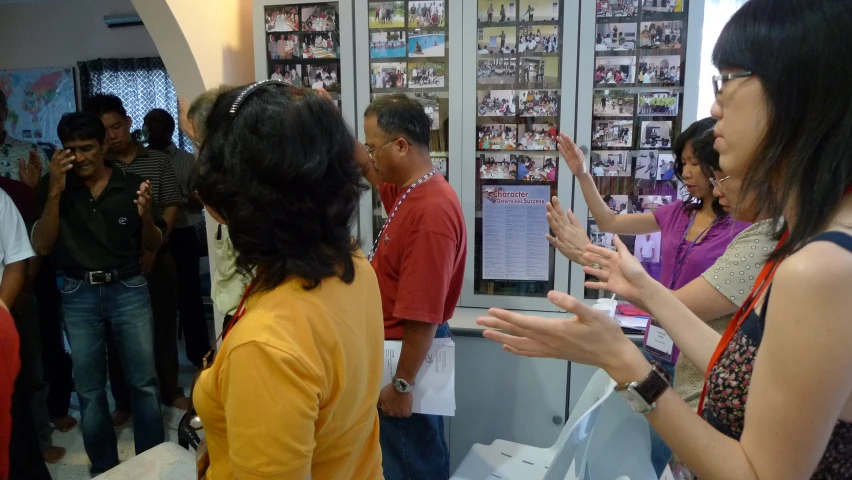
{"left": 144, "top": 109, "right": 210, "bottom": 369}
{"left": 83, "top": 95, "right": 190, "bottom": 425}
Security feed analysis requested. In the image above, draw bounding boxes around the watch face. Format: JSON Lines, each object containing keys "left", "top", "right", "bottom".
{"left": 617, "top": 387, "right": 652, "bottom": 414}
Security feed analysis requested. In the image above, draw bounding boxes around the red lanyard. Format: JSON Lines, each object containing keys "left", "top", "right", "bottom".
{"left": 201, "top": 281, "right": 254, "bottom": 369}
{"left": 697, "top": 230, "right": 788, "bottom": 415}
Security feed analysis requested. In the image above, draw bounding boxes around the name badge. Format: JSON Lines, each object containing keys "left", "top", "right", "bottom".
{"left": 643, "top": 318, "right": 681, "bottom": 364}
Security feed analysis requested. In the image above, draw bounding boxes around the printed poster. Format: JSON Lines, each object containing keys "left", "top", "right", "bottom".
{"left": 482, "top": 185, "right": 550, "bottom": 281}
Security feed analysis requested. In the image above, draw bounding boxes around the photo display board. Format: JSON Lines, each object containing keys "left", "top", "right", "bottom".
{"left": 473, "top": 0, "right": 564, "bottom": 297}
{"left": 264, "top": 3, "right": 342, "bottom": 105}
{"left": 367, "top": 1, "right": 450, "bottom": 237}
{"left": 588, "top": 0, "right": 689, "bottom": 298}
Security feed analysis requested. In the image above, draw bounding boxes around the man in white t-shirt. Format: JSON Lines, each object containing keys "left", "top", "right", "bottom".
{"left": 639, "top": 234, "right": 656, "bottom": 269}
{"left": 0, "top": 188, "right": 33, "bottom": 306}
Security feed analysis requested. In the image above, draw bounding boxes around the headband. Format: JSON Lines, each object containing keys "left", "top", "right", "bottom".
{"left": 229, "top": 79, "right": 297, "bottom": 115}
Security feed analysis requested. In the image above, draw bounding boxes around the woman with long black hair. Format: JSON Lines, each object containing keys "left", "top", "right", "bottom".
{"left": 479, "top": 1, "right": 852, "bottom": 478}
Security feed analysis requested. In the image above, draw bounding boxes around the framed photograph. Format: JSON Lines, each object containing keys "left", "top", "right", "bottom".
{"left": 269, "top": 64, "right": 303, "bottom": 87}
{"left": 369, "top": 2, "right": 406, "bottom": 28}
{"left": 596, "top": 0, "right": 639, "bottom": 18}
{"left": 432, "top": 155, "right": 448, "bottom": 178}
{"left": 408, "top": 29, "right": 446, "bottom": 57}
{"left": 595, "top": 194, "right": 630, "bottom": 217}
{"left": 634, "top": 232, "right": 662, "bottom": 264}
{"left": 593, "top": 90, "right": 635, "bottom": 117}
{"left": 302, "top": 32, "right": 339, "bottom": 58}
{"left": 519, "top": 0, "right": 561, "bottom": 22}
{"left": 306, "top": 63, "right": 340, "bottom": 91}
{"left": 590, "top": 222, "right": 615, "bottom": 250}
{"left": 478, "top": 1, "right": 516, "bottom": 23}
{"left": 518, "top": 57, "right": 556, "bottom": 85}
{"left": 477, "top": 90, "right": 517, "bottom": 116}
{"left": 301, "top": 4, "right": 338, "bottom": 32}
{"left": 480, "top": 153, "right": 517, "bottom": 180}
{"left": 408, "top": 61, "right": 445, "bottom": 88}
{"left": 637, "top": 91, "right": 679, "bottom": 116}
{"left": 641, "top": 0, "right": 685, "bottom": 14}
{"left": 516, "top": 153, "right": 558, "bottom": 182}
{"left": 518, "top": 25, "right": 559, "bottom": 53}
{"left": 640, "top": 120, "right": 673, "bottom": 148}
{"left": 478, "top": 27, "right": 517, "bottom": 54}
{"left": 265, "top": 6, "right": 299, "bottom": 32}
{"left": 591, "top": 119, "right": 633, "bottom": 148}
{"left": 638, "top": 55, "right": 682, "bottom": 85}
{"left": 269, "top": 33, "right": 301, "bottom": 60}
{"left": 635, "top": 150, "right": 659, "bottom": 180}
{"left": 640, "top": 21, "right": 683, "bottom": 49}
{"left": 518, "top": 123, "right": 557, "bottom": 151}
{"left": 370, "top": 62, "right": 407, "bottom": 88}
{"left": 408, "top": 1, "right": 445, "bottom": 27}
{"left": 590, "top": 150, "right": 632, "bottom": 176}
{"left": 370, "top": 31, "right": 406, "bottom": 59}
{"left": 594, "top": 23, "right": 638, "bottom": 52}
{"left": 413, "top": 93, "right": 441, "bottom": 130}
{"left": 517, "top": 89, "right": 559, "bottom": 117}
{"left": 656, "top": 152, "right": 676, "bottom": 180}
{"left": 638, "top": 195, "right": 673, "bottom": 212}
{"left": 477, "top": 57, "right": 517, "bottom": 84}
{"left": 595, "top": 56, "right": 637, "bottom": 84}
{"left": 477, "top": 123, "right": 518, "bottom": 150}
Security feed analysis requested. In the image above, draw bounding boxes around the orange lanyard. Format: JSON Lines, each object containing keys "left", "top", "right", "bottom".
{"left": 697, "top": 230, "right": 789, "bottom": 415}
{"left": 201, "top": 281, "right": 254, "bottom": 369}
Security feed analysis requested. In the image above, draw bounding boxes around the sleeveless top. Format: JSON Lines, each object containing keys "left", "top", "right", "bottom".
{"left": 702, "top": 231, "right": 852, "bottom": 479}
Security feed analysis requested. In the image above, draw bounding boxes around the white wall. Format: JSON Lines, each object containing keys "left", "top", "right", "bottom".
{"left": 0, "top": 0, "right": 160, "bottom": 71}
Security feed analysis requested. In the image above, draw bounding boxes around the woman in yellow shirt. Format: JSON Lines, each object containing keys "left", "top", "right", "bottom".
{"left": 191, "top": 82, "right": 384, "bottom": 479}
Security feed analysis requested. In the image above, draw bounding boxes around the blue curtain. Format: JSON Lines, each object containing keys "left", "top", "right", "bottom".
{"left": 77, "top": 57, "right": 192, "bottom": 152}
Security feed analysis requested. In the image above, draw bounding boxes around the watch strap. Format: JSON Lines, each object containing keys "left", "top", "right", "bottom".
{"left": 633, "top": 365, "right": 670, "bottom": 405}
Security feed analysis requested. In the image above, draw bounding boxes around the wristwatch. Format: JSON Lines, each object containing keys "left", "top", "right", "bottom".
{"left": 392, "top": 376, "right": 413, "bottom": 394}
{"left": 614, "top": 364, "right": 670, "bottom": 414}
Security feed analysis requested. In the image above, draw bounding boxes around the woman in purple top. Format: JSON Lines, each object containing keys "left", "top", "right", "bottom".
{"left": 552, "top": 117, "right": 749, "bottom": 290}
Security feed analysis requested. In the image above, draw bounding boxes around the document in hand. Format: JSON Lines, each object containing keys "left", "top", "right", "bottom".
{"left": 381, "top": 338, "right": 456, "bottom": 416}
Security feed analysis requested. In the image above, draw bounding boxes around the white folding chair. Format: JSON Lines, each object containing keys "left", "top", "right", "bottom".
{"left": 451, "top": 369, "right": 615, "bottom": 480}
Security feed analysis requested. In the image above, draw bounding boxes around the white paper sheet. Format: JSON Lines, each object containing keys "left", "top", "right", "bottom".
{"left": 381, "top": 339, "right": 455, "bottom": 416}
{"left": 615, "top": 314, "right": 649, "bottom": 330}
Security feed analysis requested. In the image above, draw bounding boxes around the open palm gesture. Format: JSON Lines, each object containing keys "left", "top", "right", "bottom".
{"left": 556, "top": 132, "right": 587, "bottom": 177}
{"left": 582, "top": 235, "right": 654, "bottom": 305}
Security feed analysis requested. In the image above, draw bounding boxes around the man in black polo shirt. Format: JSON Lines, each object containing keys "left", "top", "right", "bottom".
{"left": 83, "top": 95, "right": 189, "bottom": 425}
{"left": 31, "top": 113, "right": 164, "bottom": 475}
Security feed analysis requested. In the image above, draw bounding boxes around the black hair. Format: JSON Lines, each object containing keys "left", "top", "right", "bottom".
{"left": 144, "top": 108, "right": 175, "bottom": 136}
{"left": 57, "top": 112, "right": 107, "bottom": 145}
{"left": 713, "top": 0, "right": 852, "bottom": 259}
{"left": 363, "top": 94, "right": 431, "bottom": 148}
{"left": 194, "top": 84, "right": 367, "bottom": 292}
{"left": 672, "top": 117, "right": 726, "bottom": 217}
{"left": 83, "top": 93, "right": 128, "bottom": 118}
{"left": 0, "top": 90, "right": 6, "bottom": 113}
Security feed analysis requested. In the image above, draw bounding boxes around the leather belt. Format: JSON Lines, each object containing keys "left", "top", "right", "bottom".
{"left": 65, "top": 267, "right": 142, "bottom": 285}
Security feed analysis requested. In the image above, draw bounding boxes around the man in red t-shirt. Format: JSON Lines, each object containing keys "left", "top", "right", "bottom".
{"left": 360, "top": 94, "right": 466, "bottom": 479}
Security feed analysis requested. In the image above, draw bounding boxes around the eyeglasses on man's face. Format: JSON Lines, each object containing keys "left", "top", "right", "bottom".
{"left": 365, "top": 138, "right": 408, "bottom": 162}
{"left": 712, "top": 71, "right": 753, "bottom": 96}
{"left": 710, "top": 175, "right": 731, "bottom": 190}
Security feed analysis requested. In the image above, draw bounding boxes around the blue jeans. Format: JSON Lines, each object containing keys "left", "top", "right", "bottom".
{"left": 380, "top": 323, "right": 451, "bottom": 480}
{"left": 61, "top": 275, "right": 164, "bottom": 474}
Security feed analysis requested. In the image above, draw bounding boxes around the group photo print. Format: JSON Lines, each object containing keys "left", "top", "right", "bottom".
{"left": 306, "top": 63, "right": 340, "bottom": 91}
{"left": 302, "top": 32, "right": 339, "bottom": 59}
{"left": 369, "top": 1, "right": 406, "bottom": 28}
{"left": 409, "top": 1, "right": 445, "bottom": 27}
{"left": 638, "top": 55, "right": 682, "bottom": 85}
{"left": 594, "top": 22, "right": 638, "bottom": 51}
{"left": 638, "top": 91, "right": 679, "bottom": 116}
{"left": 591, "top": 119, "right": 633, "bottom": 148}
{"left": 518, "top": 123, "right": 557, "bottom": 151}
{"left": 477, "top": 89, "right": 517, "bottom": 116}
{"left": 408, "top": 61, "right": 445, "bottom": 88}
{"left": 479, "top": 26, "right": 517, "bottom": 54}
{"left": 516, "top": 154, "right": 557, "bottom": 182}
{"left": 477, "top": 2, "right": 514, "bottom": 23}
{"left": 371, "top": 62, "right": 407, "bottom": 88}
{"left": 266, "top": 6, "right": 299, "bottom": 32}
{"left": 370, "top": 30, "right": 406, "bottom": 58}
{"left": 477, "top": 57, "right": 517, "bottom": 84}
{"left": 593, "top": 89, "right": 636, "bottom": 117}
{"left": 479, "top": 153, "right": 518, "bottom": 180}
{"left": 518, "top": 89, "right": 558, "bottom": 117}
{"left": 517, "top": 25, "right": 559, "bottom": 53}
{"left": 640, "top": 21, "right": 683, "bottom": 50}
{"left": 301, "top": 4, "right": 337, "bottom": 32}
{"left": 596, "top": 0, "right": 639, "bottom": 18}
{"left": 641, "top": 0, "right": 685, "bottom": 14}
{"left": 478, "top": 123, "right": 518, "bottom": 150}
{"left": 519, "top": 57, "right": 555, "bottom": 85}
{"left": 269, "top": 33, "right": 301, "bottom": 60}
{"left": 594, "top": 56, "right": 636, "bottom": 84}
{"left": 590, "top": 150, "right": 632, "bottom": 176}
{"left": 638, "top": 194, "right": 672, "bottom": 211}
{"left": 596, "top": 194, "right": 631, "bottom": 216}
{"left": 408, "top": 29, "right": 446, "bottom": 57}
{"left": 269, "top": 64, "right": 302, "bottom": 86}
{"left": 640, "top": 120, "right": 672, "bottom": 148}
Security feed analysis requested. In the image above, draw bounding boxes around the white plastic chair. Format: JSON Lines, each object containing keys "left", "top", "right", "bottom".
{"left": 450, "top": 369, "right": 615, "bottom": 480}
{"left": 94, "top": 442, "right": 195, "bottom": 479}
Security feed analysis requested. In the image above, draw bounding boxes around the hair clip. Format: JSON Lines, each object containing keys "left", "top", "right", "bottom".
{"left": 229, "top": 79, "right": 296, "bottom": 115}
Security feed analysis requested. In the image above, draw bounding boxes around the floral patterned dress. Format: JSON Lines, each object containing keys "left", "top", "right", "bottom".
{"left": 703, "top": 231, "right": 852, "bottom": 479}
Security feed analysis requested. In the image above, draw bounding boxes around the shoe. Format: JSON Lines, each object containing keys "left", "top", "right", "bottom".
{"left": 171, "top": 395, "right": 191, "bottom": 411}
{"left": 112, "top": 409, "right": 132, "bottom": 427}
{"left": 42, "top": 446, "right": 66, "bottom": 464}
{"left": 52, "top": 415, "right": 78, "bottom": 432}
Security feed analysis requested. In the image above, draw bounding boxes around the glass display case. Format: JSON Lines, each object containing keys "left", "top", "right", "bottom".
{"left": 573, "top": 0, "right": 704, "bottom": 300}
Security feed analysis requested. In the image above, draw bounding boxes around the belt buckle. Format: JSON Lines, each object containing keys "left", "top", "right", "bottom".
{"left": 86, "top": 271, "right": 113, "bottom": 285}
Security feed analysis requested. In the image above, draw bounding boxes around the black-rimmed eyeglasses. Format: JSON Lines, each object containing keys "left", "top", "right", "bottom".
{"left": 712, "top": 72, "right": 753, "bottom": 96}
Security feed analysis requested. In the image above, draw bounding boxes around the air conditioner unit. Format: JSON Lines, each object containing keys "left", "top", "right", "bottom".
{"left": 104, "top": 14, "right": 144, "bottom": 28}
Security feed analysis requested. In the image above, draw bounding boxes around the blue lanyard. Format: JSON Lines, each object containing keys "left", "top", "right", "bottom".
{"left": 368, "top": 170, "right": 437, "bottom": 262}
{"left": 669, "top": 212, "right": 718, "bottom": 289}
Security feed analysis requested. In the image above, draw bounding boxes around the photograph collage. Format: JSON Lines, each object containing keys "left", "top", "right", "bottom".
{"left": 476, "top": 0, "right": 564, "bottom": 189}
{"left": 265, "top": 3, "right": 341, "bottom": 91}
{"left": 368, "top": 1, "right": 447, "bottom": 91}
{"left": 587, "top": 0, "right": 688, "bottom": 291}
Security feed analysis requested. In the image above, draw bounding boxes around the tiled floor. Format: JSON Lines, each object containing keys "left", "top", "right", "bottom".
{"left": 46, "top": 334, "right": 205, "bottom": 479}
